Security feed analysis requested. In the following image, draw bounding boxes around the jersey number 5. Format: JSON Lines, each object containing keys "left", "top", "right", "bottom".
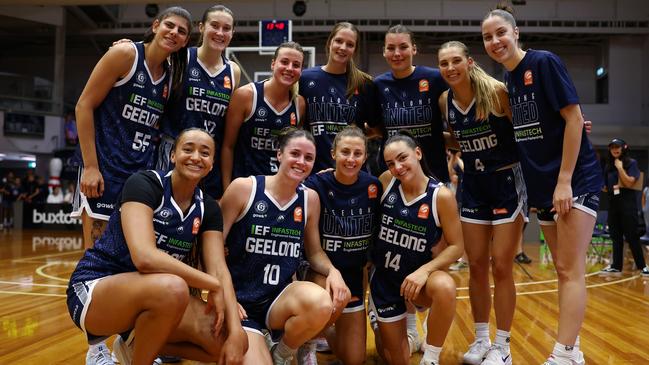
{"left": 132, "top": 132, "right": 151, "bottom": 152}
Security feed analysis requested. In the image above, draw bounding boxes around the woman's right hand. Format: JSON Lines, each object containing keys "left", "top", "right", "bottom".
{"left": 80, "top": 166, "right": 104, "bottom": 198}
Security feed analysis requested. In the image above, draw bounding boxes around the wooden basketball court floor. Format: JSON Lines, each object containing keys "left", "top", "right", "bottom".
{"left": 1, "top": 229, "right": 648, "bottom": 364}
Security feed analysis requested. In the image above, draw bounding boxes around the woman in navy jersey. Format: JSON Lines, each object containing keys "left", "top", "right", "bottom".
{"left": 67, "top": 129, "right": 247, "bottom": 365}
{"left": 370, "top": 132, "right": 463, "bottom": 365}
{"left": 220, "top": 128, "right": 349, "bottom": 365}
{"left": 374, "top": 25, "right": 449, "bottom": 183}
{"left": 221, "top": 42, "right": 306, "bottom": 189}
{"left": 437, "top": 41, "right": 526, "bottom": 365}
{"left": 299, "top": 22, "right": 378, "bottom": 171}
{"left": 156, "top": 5, "right": 241, "bottom": 201}
{"left": 299, "top": 125, "right": 381, "bottom": 365}
{"left": 482, "top": 5, "right": 603, "bottom": 365}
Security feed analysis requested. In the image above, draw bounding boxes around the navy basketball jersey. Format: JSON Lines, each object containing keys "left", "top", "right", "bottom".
{"left": 299, "top": 67, "right": 377, "bottom": 171}
{"left": 371, "top": 177, "right": 443, "bottom": 301}
{"left": 93, "top": 42, "right": 170, "bottom": 181}
{"left": 233, "top": 82, "right": 299, "bottom": 178}
{"left": 446, "top": 89, "right": 517, "bottom": 174}
{"left": 69, "top": 170, "right": 206, "bottom": 283}
{"left": 160, "top": 47, "right": 235, "bottom": 198}
{"left": 374, "top": 66, "right": 449, "bottom": 182}
{"left": 304, "top": 170, "right": 381, "bottom": 269}
{"left": 504, "top": 50, "right": 603, "bottom": 207}
{"left": 226, "top": 176, "right": 306, "bottom": 305}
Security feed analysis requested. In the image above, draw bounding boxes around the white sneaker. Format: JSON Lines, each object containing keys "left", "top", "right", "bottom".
{"left": 86, "top": 343, "right": 115, "bottom": 365}
{"left": 296, "top": 341, "right": 317, "bottom": 365}
{"left": 418, "top": 358, "right": 438, "bottom": 365}
{"left": 542, "top": 353, "right": 585, "bottom": 365}
{"left": 112, "top": 336, "right": 132, "bottom": 365}
{"left": 463, "top": 338, "right": 491, "bottom": 365}
{"left": 482, "top": 344, "right": 512, "bottom": 365}
{"left": 407, "top": 330, "right": 422, "bottom": 355}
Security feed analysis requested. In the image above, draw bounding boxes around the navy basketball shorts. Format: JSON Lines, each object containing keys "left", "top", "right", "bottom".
{"left": 340, "top": 267, "right": 365, "bottom": 313}
{"left": 240, "top": 283, "right": 293, "bottom": 336}
{"left": 368, "top": 268, "right": 425, "bottom": 322}
{"left": 536, "top": 191, "right": 600, "bottom": 225}
{"left": 460, "top": 163, "right": 528, "bottom": 225}
{"left": 71, "top": 167, "right": 124, "bottom": 221}
{"left": 66, "top": 277, "right": 108, "bottom": 344}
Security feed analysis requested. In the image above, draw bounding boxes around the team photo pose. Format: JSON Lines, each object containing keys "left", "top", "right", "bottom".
{"left": 299, "top": 22, "right": 378, "bottom": 171}
{"left": 370, "top": 132, "right": 463, "bottom": 365}
{"left": 71, "top": 7, "right": 192, "bottom": 363}
{"left": 374, "top": 25, "right": 449, "bottom": 182}
{"left": 482, "top": 5, "right": 603, "bottom": 365}
{"left": 438, "top": 40, "right": 526, "bottom": 365}
{"left": 300, "top": 125, "right": 382, "bottom": 365}
{"left": 221, "top": 42, "right": 306, "bottom": 190}
{"left": 67, "top": 128, "right": 247, "bottom": 365}
{"left": 220, "top": 128, "right": 350, "bottom": 365}
{"left": 156, "top": 5, "right": 241, "bottom": 200}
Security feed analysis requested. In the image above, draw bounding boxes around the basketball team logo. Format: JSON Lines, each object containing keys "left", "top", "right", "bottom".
{"left": 177, "top": 226, "right": 184, "bottom": 234}
{"left": 190, "top": 67, "right": 200, "bottom": 78}
{"left": 449, "top": 110, "right": 455, "bottom": 121}
{"left": 349, "top": 198, "right": 358, "bottom": 206}
{"left": 418, "top": 203, "right": 430, "bottom": 219}
{"left": 254, "top": 200, "right": 268, "bottom": 214}
{"left": 136, "top": 71, "right": 147, "bottom": 84}
{"left": 257, "top": 107, "right": 268, "bottom": 118}
{"left": 329, "top": 87, "right": 336, "bottom": 95}
{"left": 158, "top": 207, "right": 173, "bottom": 221}
{"left": 524, "top": 70, "right": 533, "bottom": 86}
{"left": 308, "top": 80, "right": 316, "bottom": 88}
{"left": 419, "top": 79, "right": 429, "bottom": 92}
{"left": 294, "top": 206, "right": 303, "bottom": 222}
{"left": 224, "top": 75, "right": 232, "bottom": 89}
{"left": 387, "top": 193, "right": 398, "bottom": 204}
{"left": 290, "top": 112, "right": 297, "bottom": 126}
{"left": 368, "top": 184, "right": 378, "bottom": 198}
{"left": 192, "top": 217, "right": 201, "bottom": 234}
{"left": 400, "top": 208, "right": 409, "bottom": 217}
{"left": 328, "top": 190, "right": 335, "bottom": 199}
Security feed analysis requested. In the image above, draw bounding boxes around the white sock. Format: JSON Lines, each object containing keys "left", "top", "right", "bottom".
{"left": 575, "top": 335, "right": 580, "bottom": 350}
{"left": 475, "top": 322, "right": 490, "bottom": 341}
{"left": 422, "top": 343, "right": 442, "bottom": 363}
{"left": 88, "top": 341, "right": 106, "bottom": 353}
{"left": 495, "top": 329, "right": 510, "bottom": 349}
{"left": 274, "top": 339, "right": 296, "bottom": 359}
{"left": 407, "top": 313, "right": 418, "bottom": 336}
{"left": 552, "top": 341, "right": 576, "bottom": 360}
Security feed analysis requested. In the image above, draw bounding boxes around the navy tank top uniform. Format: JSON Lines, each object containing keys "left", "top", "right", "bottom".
{"left": 299, "top": 67, "right": 377, "bottom": 171}
{"left": 233, "top": 82, "right": 299, "bottom": 178}
{"left": 226, "top": 176, "right": 307, "bottom": 307}
{"left": 160, "top": 48, "right": 235, "bottom": 198}
{"left": 374, "top": 66, "right": 449, "bottom": 182}
{"left": 92, "top": 42, "right": 171, "bottom": 182}
{"left": 370, "top": 177, "right": 443, "bottom": 319}
{"left": 504, "top": 49, "right": 603, "bottom": 209}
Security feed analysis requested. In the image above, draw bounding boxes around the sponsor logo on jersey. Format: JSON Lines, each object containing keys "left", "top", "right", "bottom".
{"left": 162, "top": 84, "right": 169, "bottom": 99}
{"left": 400, "top": 208, "right": 409, "bottom": 217}
{"left": 224, "top": 75, "right": 232, "bottom": 89}
{"left": 387, "top": 193, "right": 398, "bottom": 204}
{"left": 419, "top": 79, "right": 429, "bottom": 92}
{"left": 368, "top": 184, "right": 378, "bottom": 198}
{"left": 136, "top": 71, "right": 147, "bottom": 84}
{"left": 257, "top": 107, "right": 268, "bottom": 118}
{"left": 329, "top": 87, "right": 336, "bottom": 95}
{"left": 254, "top": 200, "right": 268, "bottom": 214}
{"left": 328, "top": 190, "right": 335, "bottom": 199}
{"left": 177, "top": 226, "right": 184, "bottom": 234}
{"left": 524, "top": 70, "right": 533, "bottom": 86}
{"left": 290, "top": 112, "right": 297, "bottom": 126}
{"left": 449, "top": 110, "right": 455, "bottom": 120}
{"left": 418, "top": 203, "right": 430, "bottom": 219}
{"left": 152, "top": 88, "right": 157, "bottom": 96}
{"left": 349, "top": 198, "right": 358, "bottom": 206}
{"left": 192, "top": 217, "right": 201, "bottom": 234}
{"left": 492, "top": 208, "right": 508, "bottom": 215}
{"left": 294, "top": 206, "right": 303, "bottom": 222}
{"left": 190, "top": 68, "right": 201, "bottom": 78}
{"left": 277, "top": 215, "right": 285, "bottom": 222}
{"left": 308, "top": 80, "right": 316, "bottom": 88}
{"left": 158, "top": 207, "right": 173, "bottom": 221}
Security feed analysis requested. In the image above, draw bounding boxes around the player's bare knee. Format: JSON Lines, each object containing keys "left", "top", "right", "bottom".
{"left": 491, "top": 258, "right": 513, "bottom": 281}
{"left": 427, "top": 273, "right": 456, "bottom": 303}
{"left": 155, "top": 274, "right": 190, "bottom": 311}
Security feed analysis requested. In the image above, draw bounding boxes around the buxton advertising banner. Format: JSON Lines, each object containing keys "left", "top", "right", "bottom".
{"left": 22, "top": 203, "right": 81, "bottom": 230}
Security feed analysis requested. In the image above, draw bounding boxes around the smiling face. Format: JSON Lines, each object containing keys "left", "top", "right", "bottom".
{"left": 383, "top": 140, "right": 423, "bottom": 183}
{"left": 277, "top": 136, "right": 315, "bottom": 181}
{"left": 383, "top": 32, "right": 416, "bottom": 76}
{"left": 152, "top": 14, "right": 191, "bottom": 53}
{"left": 171, "top": 129, "right": 214, "bottom": 181}
{"left": 438, "top": 46, "right": 473, "bottom": 87}
{"left": 481, "top": 15, "right": 520, "bottom": 69}
{"left": 327, "top": 27, "right": 358, "bottom": 66}
{"left": 609, "top": 145, "right": 622, "bottom": 159}
{"left": 271, "top": 47, "right": 304, "bottom": 87}
{"left": 332, "top": 136, "right": 366, "bottom": 181}
{"left": 199, "top": 10, "right": 234, "bottom": 52}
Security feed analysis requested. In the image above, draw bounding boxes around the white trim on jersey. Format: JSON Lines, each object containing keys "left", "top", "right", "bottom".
{"left": 451, "top": 97, "right": 476, "bottom": 116}
{"left": 244, "top": 83, "right": 257, "bottom": 122}
{"left": 302, "top": 184, "right": 308, "bottom": 226}
{"left": 381, "top": 177, "right": 397, "bottom": 202}
{"left": 265, "top": 184, "right": 299, "bottom": 211}
{"left": 431, "top": 186, "right": 441, "bottom": 228}
{"left": 152, "top": 170, "right": 165, "bottom": 213}
{"left": 398, "top": 184, "right": 428, "bottom": 207}
{"left": 263, "top": 87, "right": 294, "bottom": 116}
{"left": 114, "top": 42, "right": 139, "bottom": 88}
{"left": 197, "top": 53, "right": 228, "bottom": 78}
{"left": 236, "top": 176, "right": 257, "bottom": 223}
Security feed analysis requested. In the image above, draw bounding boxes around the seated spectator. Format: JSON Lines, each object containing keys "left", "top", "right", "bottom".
{"left": 47, "top": 186, "right": 65, "bottom": 204}
{"left": 63, "top": 183, "right": 75, "bottom": 204}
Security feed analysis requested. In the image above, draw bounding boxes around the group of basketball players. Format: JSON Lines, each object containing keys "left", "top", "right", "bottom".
{"left": 65, "top": 2, "right": 603, "bottom": 365}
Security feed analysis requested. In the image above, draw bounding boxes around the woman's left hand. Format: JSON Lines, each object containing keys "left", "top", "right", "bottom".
{"left": 205, "top": 289, "right": 225, "bottom": 335}
{"left": 219, "top": 328, "right": 248, "bottom": 365}
{"left": 401, "top": 268, "right": 429, "bottom": 302}
{"left": 553, "top": 181, "right": 573, "bottom": 216}
{"left": 325, "top": 269, "right": 351, "bottom": 314}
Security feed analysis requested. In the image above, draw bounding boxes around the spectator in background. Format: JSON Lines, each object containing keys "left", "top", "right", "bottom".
{"left": 64, "top": 112, "right": 78, "bottom": 146}
{"left": 47, "top": 186, "right": 65, "bottom": 204}
{"left": 600, "top": 138, "right": 649, "bottom": 276}
{"left": 63, "top": 183, "right": 75, "bottom": 204}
